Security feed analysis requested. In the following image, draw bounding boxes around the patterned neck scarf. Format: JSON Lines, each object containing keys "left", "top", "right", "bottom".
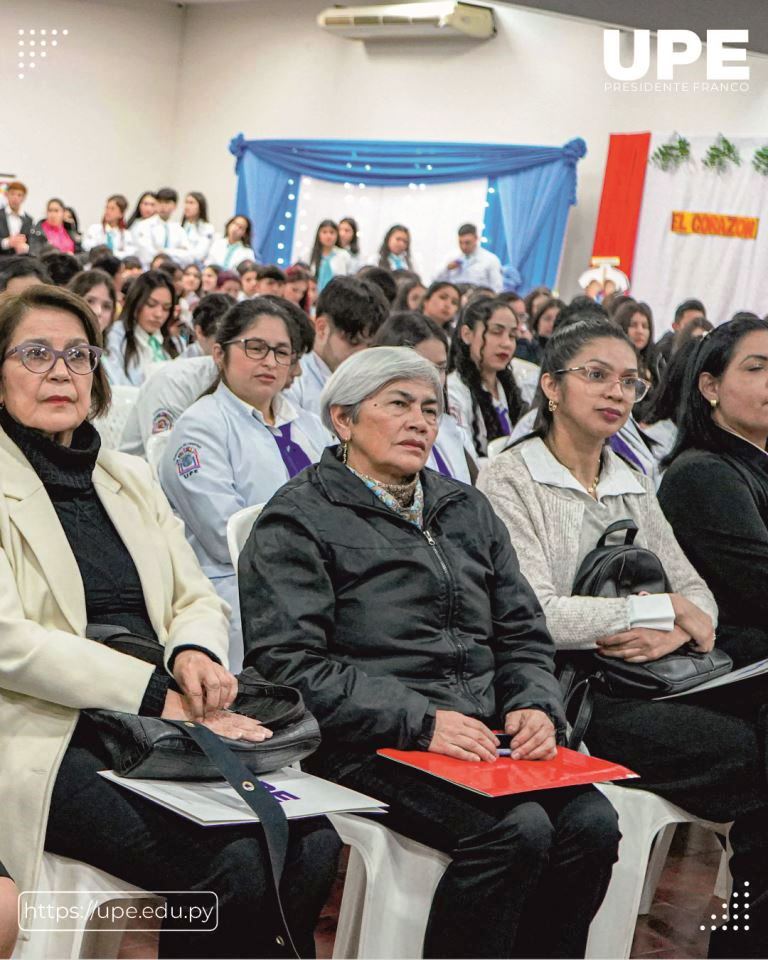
{"left": 346, "top": 465, "right": 424, "bottom": 528}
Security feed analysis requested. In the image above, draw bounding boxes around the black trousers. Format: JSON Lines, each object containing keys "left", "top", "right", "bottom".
{"left": 339, "top": 755, "right": 620, "bottom": 959}
{"left": 586, "top": 678, "right": 768, "bottom": 959}
{"left": 45, "top": 716, "right": 341, "bottom": 959}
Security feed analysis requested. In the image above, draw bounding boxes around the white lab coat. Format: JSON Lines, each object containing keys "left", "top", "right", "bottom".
{"left": 120, "top": 355, "right": 217, "bottom": 456}
{"left": 131, "top": 215, "right": 192, "bottom": 268}
{"left": 427, "top": 414, "right": 476, "bottom": 483}
{"left": 159, "top": 383, "right": 333, "bottom": 668}
{"left": 283, "top": 350, "right": 332, "bottom": 418}
{"left": 446, "top": 372, "right": 511, "bottom": 456}
{"left": 82, "top": 223, "right": 136, "bottom": 258}
{"left": 206, "top": 236, "right": 256, "bottom": 270}
{"left": 103, "top": 322, "right": 171, "bottom": 387}
{"left": 183, "top": 220, "right": 216, "bottom": 265}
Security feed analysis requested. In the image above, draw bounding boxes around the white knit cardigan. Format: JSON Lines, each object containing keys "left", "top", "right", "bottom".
{"left": 478, "top": 441, "right": 718, "bottom": 650}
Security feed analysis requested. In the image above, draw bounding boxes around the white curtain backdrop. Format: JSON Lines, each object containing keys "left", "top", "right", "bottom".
{"left": 290, "top": 176, "right": 489, "bottom": 284}
{"left": 632, "top": 135, "right": 768, "bottom": 335}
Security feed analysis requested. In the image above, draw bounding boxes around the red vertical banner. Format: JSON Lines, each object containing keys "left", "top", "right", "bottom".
{"left": 591, "top": 133, "right": 652, "bottom": 281}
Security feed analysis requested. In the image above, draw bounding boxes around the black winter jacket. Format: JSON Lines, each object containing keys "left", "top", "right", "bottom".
{"left": 240, "top": 447, "right": 566, "bottom": 779}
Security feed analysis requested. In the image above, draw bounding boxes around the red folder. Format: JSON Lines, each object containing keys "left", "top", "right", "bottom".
{"left": 376, "top": 747, "right": 637, "bottom": 798}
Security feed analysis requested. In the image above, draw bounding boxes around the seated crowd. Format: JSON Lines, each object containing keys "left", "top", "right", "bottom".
{"left": 2, "top": 179, "right": 768, "bottom": 960}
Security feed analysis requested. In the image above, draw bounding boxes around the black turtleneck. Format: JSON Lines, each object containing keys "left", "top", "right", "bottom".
{"left": 0, "top": 408, "right": 169, "bottom": 715}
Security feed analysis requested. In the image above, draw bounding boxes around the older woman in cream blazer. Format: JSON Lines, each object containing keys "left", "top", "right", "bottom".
{"left": 0, "top": 284, "right": 340, "bottom": 958}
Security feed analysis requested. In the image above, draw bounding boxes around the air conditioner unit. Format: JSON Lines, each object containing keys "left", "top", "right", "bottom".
{"left": 317, "top": 2, "right": 496, "bottom": 41}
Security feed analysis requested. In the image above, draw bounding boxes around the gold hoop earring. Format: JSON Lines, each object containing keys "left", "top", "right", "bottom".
{"left": 548, "top": 399, "right": 558, "bottom": 413}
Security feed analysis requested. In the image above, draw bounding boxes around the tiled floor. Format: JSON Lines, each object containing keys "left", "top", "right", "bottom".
{"left": 118, "top": 824, "right": 723, "bottom": 959}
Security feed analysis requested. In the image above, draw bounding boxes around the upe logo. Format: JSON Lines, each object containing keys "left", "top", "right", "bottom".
{"left": 604, "top": 30, "right": 749, "bottom": 81}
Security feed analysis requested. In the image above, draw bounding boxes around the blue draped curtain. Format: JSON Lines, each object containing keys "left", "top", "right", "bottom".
{"left": 229, "top": 135, "right": 586, "bottom": 292}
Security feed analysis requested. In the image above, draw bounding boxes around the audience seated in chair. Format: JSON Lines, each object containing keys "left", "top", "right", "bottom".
{"left": 239, "top": 346, "right": 620, "bottom": 960}
{"left": 0, "top": 284, "right": 340, "bottom": 958}
{"left": 479, "top": 317, "right": 768, "bottom": 959}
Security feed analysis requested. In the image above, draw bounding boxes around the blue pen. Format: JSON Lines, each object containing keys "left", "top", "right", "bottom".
{"left": 497, "top": 749, "right": 513, "bottom": 757}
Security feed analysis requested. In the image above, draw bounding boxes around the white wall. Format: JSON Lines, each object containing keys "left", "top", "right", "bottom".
{"left": 174, "top": 0, "right": 768, "bottom": 297}
{"left": 4, "top": 0, "right": 768, "bottom": 297}
{"left": 1, "top": 0, "right": 184, "bottom": 230}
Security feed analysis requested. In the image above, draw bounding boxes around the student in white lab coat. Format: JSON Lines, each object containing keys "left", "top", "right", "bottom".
{"left": 159, "top": 297, "right": 333, "bottom": 669}
{"left": 103, "top": 270, "right": 178, "bottom": 386}
{"left": 181, "top": 191, "right": 215, "bottom": 265}
{"left": 447, "top": 296, "right": 525, "bottom": 457}
{"left": 82, "top": 194, "right": 136, "bottom": 259}
{"left": 286, "top": 275, "right": 389, "bottom": 417}
{"left": 121, "top": 293, "right": 236, "bottom": 455}
{"left": 308, "top": 220, "right": 352, "bottom": 292}
{"left": 338, "top": 216, "right": 361, "bottom": 273}
{"left": 374, "top": 311, "right": 477, "bottom": 483}
{"left": 154, "top": 187, "right": 193, "bottom": 267}
{"left": 127, "top": 191, "right": 162, "bottom": 268}
{"left": 206, "top": 215, "right": 256, "bottom": 270}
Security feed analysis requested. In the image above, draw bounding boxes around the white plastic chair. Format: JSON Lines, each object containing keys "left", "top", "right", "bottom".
{"left": 328, "top": 814, "right": 449, "bottom": 960}
{"left": 144, "top": 431, "right": 172, "bottom": 473}
{"left": 586, "top": 783, "right": 731, "bottom": 959}
{"left": 92, "top": 385, "right": 139, "bottom": 451}
{"left": 226, "top": 504, "right": 265, "bottom": 580}
{"left": 14, "top": 852, "right": 161, "bottom": 960}
{"left": 486, "top": 436, "right": 512, "bottom": 460}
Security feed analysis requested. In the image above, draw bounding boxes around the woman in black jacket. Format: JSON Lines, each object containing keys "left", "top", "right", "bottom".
{"left": 240, "top": 346, "right": 620, "bottom": 960}
{"left": 658, "top": 314, "right": 768, "bottom": 669}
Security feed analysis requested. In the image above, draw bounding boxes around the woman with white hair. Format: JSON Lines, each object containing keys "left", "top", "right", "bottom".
{"left": 238, "top": 347, "right": 620, "bottom": 960}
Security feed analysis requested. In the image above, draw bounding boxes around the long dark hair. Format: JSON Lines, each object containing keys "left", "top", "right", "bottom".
{"left": 126, "top": 191, "right": 157, "bottom": 228}
{"left": 182, "top": 191, "right": 209, "bottom": 226}
{"left": 393, "top": 278, "right": 426, "bottom": 312}
{"left": 448, "top": 296, "right": 525, "bottom": 455}
{"left": 120, "top": 270, "right": 178, "bottom": 375}
{"left": 664, "top": 314, "right": 768, "bottom": 465}
{"left": 613, "top": 300, "right": 655, "bottom": 375}
{"left": 309, "top": 219, "right": 339, "bottom": 276}
{"left": 224, "top": 214, "right": 252, "bottom": 247}
{"left": 642, "top": 335, "right": 701, "bottom": 427}
{"left": 377, "top": 224, "right": 413, "bottom": 271}
{"left": 531, "top": 318, "right": 634, "bottom": 439}
{"left": 339, "top": 217, "right": 360, "bottom": 256}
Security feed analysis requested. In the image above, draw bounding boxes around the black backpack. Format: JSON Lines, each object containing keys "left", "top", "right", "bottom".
{"left": 558, "top": 519, "right": 732, "bottom": 748}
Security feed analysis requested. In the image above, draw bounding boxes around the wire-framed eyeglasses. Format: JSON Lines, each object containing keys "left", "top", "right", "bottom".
{"left": 554, "top": 364, "right": 651, "bottom": 403}
{"left": 223, "top": 338, "right": 297, "bottom": 366}
{"left": 5, "top": 341, "right": 104, "bottom": 375}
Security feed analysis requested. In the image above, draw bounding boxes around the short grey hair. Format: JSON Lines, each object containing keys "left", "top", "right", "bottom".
{"left": 319, "top": 346, "right": 444, "bottom": 433}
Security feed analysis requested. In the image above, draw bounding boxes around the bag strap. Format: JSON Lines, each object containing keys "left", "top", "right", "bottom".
{"left": 564, "top": 676, "right": 596, "bottom": 750}
{"left": 596, "top": 519, "right": 638, "bottom": 548}
{"left": 166, "top": 720, "right": 301, "bottom": 959}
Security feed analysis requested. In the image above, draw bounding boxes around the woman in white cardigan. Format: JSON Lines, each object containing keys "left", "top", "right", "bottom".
{"left": 480, "top": 317, "right": 768, "bottom": 957}
{"left": 0, "top": 284, "right": 340, "bottom": 957}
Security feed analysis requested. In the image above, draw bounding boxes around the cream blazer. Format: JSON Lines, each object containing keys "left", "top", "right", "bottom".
{"left": 0, "top": 428, "right": 230, "bottom": 897}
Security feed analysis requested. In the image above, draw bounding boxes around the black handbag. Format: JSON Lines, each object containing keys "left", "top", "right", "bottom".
{"left": 558, "top": 520, "right": 732, "bottom": 747}
{"left": 84, "top": 625, "right": 323, "bottom": 959}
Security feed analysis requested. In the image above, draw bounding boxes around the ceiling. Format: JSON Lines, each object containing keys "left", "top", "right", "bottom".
{"left": 170, "top": 0, "right": 768, "bottom": 55}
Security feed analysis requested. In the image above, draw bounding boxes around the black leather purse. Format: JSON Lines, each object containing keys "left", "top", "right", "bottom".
{"left": 558, "top": 520, "right": 732, "bottom": 747}
{"left": 84, "top": 625, "right": 322, "bottom": 959}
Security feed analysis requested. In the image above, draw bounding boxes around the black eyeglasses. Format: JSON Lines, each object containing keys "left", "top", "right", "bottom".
{"left": 223, "top": 338, "right": 297, "bottom": 366}
{"left": 554, "top": 364, "right": 650, "bottom": 403}
{"left": 5, "top": 341, "right": 103, "bottom": 375}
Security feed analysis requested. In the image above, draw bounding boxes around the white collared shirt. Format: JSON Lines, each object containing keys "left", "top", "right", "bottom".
{"left": 520, "top": 437, "right": 674, "bottom": 630}
{"left": 435, "top": 245, "right": 503, "bottom": 291}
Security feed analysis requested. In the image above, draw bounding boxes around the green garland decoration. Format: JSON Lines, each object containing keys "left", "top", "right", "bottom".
{"left": 650, "top": 135, "right": 691, "bottom": 172}
{"left": 753, "top": 146, "right": 768, "bottom": 176}
{"left": 702, "top": 134, "right": 742, "bottom": 172}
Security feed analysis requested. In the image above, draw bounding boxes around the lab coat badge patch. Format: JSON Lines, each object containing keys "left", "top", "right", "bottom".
{"left": 175, "top": 443, "right": 201, "bottom": 479}
{"left": 152, "top": 409, "right": 174, "bottom": 434}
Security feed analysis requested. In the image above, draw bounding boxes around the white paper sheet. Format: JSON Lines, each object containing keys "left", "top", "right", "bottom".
{"left": 99, "top": 768, "right": 387, "bottom": 826}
